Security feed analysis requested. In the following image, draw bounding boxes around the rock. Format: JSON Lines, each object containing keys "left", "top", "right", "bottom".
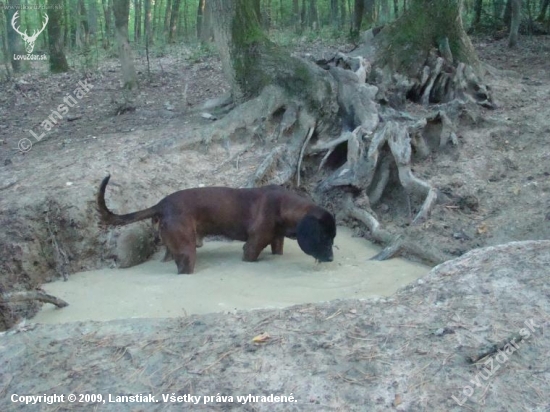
{"left": 115, "top": 225, "right": 155, "bottom": 268}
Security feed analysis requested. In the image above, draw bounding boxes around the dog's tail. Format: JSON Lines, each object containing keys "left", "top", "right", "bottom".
{"left": 97, "top": 175, "right": 158, "bottom": 226}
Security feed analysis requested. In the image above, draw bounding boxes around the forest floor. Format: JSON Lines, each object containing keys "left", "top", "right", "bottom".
{"left": 0, "top": 34, "right": 549, "bottom": 411}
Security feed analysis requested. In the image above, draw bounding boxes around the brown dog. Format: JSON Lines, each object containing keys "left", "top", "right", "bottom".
{"left": 97, "top": 176, "right": 336, "bottom": 274}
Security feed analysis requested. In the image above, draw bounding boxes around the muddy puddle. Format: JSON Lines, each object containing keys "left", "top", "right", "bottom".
{"left": 33, "top": 227, "right": 430, "bottom": 324}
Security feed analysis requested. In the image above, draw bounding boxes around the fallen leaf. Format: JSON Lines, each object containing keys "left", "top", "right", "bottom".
{"left": 393, "top": 394, "right": 402, "bottom": 406}
{"left": 252, "top": 332, "right": 270, "bottom": 343}
{"left": 477, "top": 223, "right": 488, "bottom": 234}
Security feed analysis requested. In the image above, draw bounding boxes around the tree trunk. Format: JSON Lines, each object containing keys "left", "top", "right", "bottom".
{"left": 144, "top": 0, "right": 152, "bottom": 44}
{"left": 340, "top": 0, "right": 347, "bottom": 28}
{"left": 300, "top": 0, "right": 307, "bottom": 31}
{"left": 376, "top": 0, "right": 479, "bottom": 76}
{"left": 266, "top": 0, "right": 273, "bottom": 29}
{"left": 508, "top": 0, "right": 522, "bottom": 47}
{"left": 79, "top": 0, "right": 90, "bottom": 48}
{"left": 70, "top": 0, "right": 78, "bottom": 48}
{"left": 63, "top": 0, "right": 70, "bottom": 47}
{"left": 134, "top": 0, "right": 142, "bottom": 42}
{"left": 494, "top": 0, "right": 505, "bottom": 20}
{"left": 365, "top": 0, "right": 376, "bottom": 26}
{"left": 47, "top": 0, "right": 70, "bottom": 73}
{"left": 113, "top": 0, "right": 137, "bottom": 89}
{"left": 153, "top": 0, "right": 163, "bottom": 40}
{"left": 37, "top": 3, "right": 48, "bottom": 50}
{"left": 309, "top": 0, "right": 318, "bottom": 29}
{"left": 380, "top": 0, "right": 390, "bottom": 21}
{"left": 4, "top": 0, "right": 23, "bottom": 72}
{"left": 0, "top": 5, "right": 11, "bottom": 77}
{"left": 292, "top": 0, "right": 300, "bottom": 31}
{"left": 197, "top": 0, "right": 213, "bottom": 42}
{"left": 504, "top": 0, "right": 512, "bottom": 26}
{"left": 393, "top": 0, "right": 398, "bottom": 17}
{"left": 197, "top": 0, "right": 204, "bottom": 38}
{"left": 253, "top": 0, "right": 261, "bottom": 25}
{"left": 473, "top": 0, "right": 483, "bottom": 25}
{"left": 330, "top": 0, "right": 339, "bottom": 27}
{"left": 209, "top": 0, "right": 335, "bottom": 107}
{"left": 183, "top": 0, "right": 189, "bottom": 37}
{"left": 101, "top": 0, "right": 112, "bottom": 48}
{"left": 169, "top": 0, "right": 181, "bottom": 42}
{"left": 164, "top": 0, "right": 172, "bottom": 38}
{"left": 351, "top": 0, "right": 365, "bottom": 38}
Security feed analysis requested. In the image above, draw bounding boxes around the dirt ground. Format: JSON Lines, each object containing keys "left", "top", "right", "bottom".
{"left": 1, "top": 240, "right": 549, "bottom": 411}
{"left": 0, "top": 34, "right": 549, "bottom": 409}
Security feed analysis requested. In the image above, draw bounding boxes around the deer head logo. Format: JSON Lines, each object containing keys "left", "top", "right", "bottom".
{"left": 11, "top": 11, "right": 49, "bottom": 54}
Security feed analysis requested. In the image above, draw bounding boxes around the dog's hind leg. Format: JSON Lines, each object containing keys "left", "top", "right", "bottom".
{"left": 195, "top": 235, "right": 204, "bottom": 248}
{"left": 243, "top": 233, "right": 272, "bottom": 262}
{"left": 162, "top": 249, "right": 174, "bottom": 262}
{"left": 161, "top": 221, "right": 197, "bottom": 274}
{"left": 271, "top": 236, "right": 284, "bottom": 255}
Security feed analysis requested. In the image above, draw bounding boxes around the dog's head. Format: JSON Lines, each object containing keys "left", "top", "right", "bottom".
{"left": 296, "top": 211, "right": 336, "bottom": 262}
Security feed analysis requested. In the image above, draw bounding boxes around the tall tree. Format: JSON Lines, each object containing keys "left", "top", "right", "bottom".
{"left": 113, "top": 0, "right": 137, "bottom": 89}
{"left": 47, "top": 0, "right": 70, "bottom": 72}
{"left": 330, "top": 0, "right": 339, "bottom": 28}
{"left": 134, "top": 0, "right": 142, "bottom": 42}
{"left": 473, "top": 0, "right": 483, "bottom": 26}
{"left": 182, "top": 0, "right": 189, "bottom": 37}
{"left": 300, "top": 0, "right": 306, "bottom": 30}
{"left": 508, "top": 0, "right": 522, "bottom": 47}
{"left": 144, "top": 0, "right": 152, "bottom": 44}
{"left": 365, "top": 0, "right": 376, "bottom": 25}
{"left": 292, "top": 0, "right": 299, "bottom": 31}
{"left": 351, "top": 0, "right": 365, "bottom": 38}
{"left": 252, "top": 0, "right": 261, "bottom": 25}
{"left": 168, "top": 0, "right": 181, "bottom": 42}
{"left": 78, "top": 0, "right": 90, "bottom": 47}
{"left": 308, "top": 0, "right": 318, "bottom": 29}
{"left": 0, "top": 3, "right": 12, "bottom": 76}
{"left": 494, "top": 0, "right": 506, "bottom": 20}
{"left": 63, "top": 0, "right": 70, "bottom": 47}
{"left": 163, "top": 0, "right": 172, "bottom": 38}
{"left": 197, "top": 0, "right": 213, "bottom": 42}
{"left": 152, "top": 0, "right": 161, "bottom": 39}
{"left": 101, "top": 0, "right": 113, "bottom": 48}
{"left": 340, "top": 0, "right": 347, "bottom": 28}
{"left": 144, "top": 0, "right": 151, "bottom": 74}
{"left": 4, "top": 0, "right": 23, "bottom": 72}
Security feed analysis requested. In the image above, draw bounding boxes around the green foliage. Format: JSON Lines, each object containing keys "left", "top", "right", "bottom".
{"left": 187, "top": 42, "right": 216, "bottom": 63}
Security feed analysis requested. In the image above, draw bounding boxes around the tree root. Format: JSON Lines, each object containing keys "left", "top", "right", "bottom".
{"left": 385, "top": 121, "right": 438, "bottom": 224}
{"left": 0, "top": 291, "right": 69, "bottom": 308}
{"left": 246, "top": 145, "right": 286, "bottom": 187}
{"left": 343, "top": 195, "right": 448, "bottom": 265}
{"left": 296, "top": 126, "right": 315, "bottom": 187}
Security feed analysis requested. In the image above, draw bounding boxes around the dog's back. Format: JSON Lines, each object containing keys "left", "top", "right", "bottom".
{"left": 158, "top": 187, "right": 270, "bottom": 241}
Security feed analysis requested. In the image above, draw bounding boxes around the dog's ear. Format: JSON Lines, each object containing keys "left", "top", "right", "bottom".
{"left": 297, "top": 213, "right": 335, "bottom": 262}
